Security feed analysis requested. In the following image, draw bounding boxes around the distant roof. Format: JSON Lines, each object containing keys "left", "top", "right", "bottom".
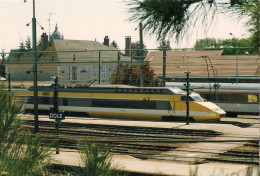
{"left": 52, "top": 39, "right": 131, "bottom": 62}
{"left": 6, "top": 39, "right": 131, "bottom": 64}
{"left": 145, "top": 50, "right": 259, "bottom": 77}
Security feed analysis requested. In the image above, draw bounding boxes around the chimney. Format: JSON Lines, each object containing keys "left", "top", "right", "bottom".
{"left": 41, "top": 33, "right": 48, "bottom": 51}
{"left": 125, "top": 36, "right": 131, "bottom": 56}
{"left": 103, "top": 36, "right": 109, "bottom": 47}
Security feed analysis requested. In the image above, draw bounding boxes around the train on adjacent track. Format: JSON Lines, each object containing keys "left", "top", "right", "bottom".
{"left": 166, "top": 82, "right": 260, "bottom": 117}
{"left": 13, "top": 85, "right": 225, "bottom": 122}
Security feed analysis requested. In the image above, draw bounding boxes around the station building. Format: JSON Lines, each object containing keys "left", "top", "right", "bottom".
{"left": 5, "top": 25, "right": 132, "bottom": 86}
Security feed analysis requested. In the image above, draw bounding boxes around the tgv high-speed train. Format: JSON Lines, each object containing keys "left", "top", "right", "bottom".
{"left": 13, "top": 85, "right": 226, "bottom": 122}
{"left": 166, "top": 82, "right": 259, "bottom": 117}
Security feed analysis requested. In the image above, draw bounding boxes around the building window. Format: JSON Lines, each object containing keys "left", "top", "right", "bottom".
{"left": 86, "top": 66, "right": 92, "bottom": 80}
{"left": 101, "top": 66, "right": 106, "bottom": 79}
{"left": 70, "top": 66, "right": 78, "bottom": 80}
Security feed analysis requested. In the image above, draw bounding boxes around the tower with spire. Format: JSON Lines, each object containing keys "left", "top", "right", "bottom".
{"left": 49, "top": 23, "right": 64, "bottom": 40}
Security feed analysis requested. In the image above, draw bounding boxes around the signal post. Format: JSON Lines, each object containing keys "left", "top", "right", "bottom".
{"left": 49, "top": 76, "right": 65, "bottom": 154}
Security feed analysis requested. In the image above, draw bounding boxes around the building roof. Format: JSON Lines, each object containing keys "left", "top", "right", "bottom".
{"left": 52, "top": 39, "right": 131, "bottom": 62}
{"left": 6, "top": 39, "right": 131, "bottom": 64}
{"left": 144, "top": 50, "right": 259, "bottom": 77}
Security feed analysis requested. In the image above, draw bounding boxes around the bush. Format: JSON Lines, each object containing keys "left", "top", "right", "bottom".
{"left": 0, "top": 84, "right": 51, "bottom": 175}
{"left": 110, "top": 64, "right": 161, "bottom": 87}
{"left": 75, "top": 140, "right": 126, "bottom": 176}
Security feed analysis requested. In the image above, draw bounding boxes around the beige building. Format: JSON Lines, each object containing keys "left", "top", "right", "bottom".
{"left": 6, "top": 36, "right": 132, "bottom": 86}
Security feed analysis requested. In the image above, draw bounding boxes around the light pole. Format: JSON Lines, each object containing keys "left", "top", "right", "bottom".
{"left": 25, "top": 0, "right": 39, "bottom": 133}
{"left": 211, "top": 65, "right": 219, "bottom": 105}
{"left": 139, "top": 22, "right": 144, "bottom": 87}
{"left": 184, "top": 71, "right": 191, "bottom": 125}
{"left": 229, "top": 33, "right": 238, "bottom": 85}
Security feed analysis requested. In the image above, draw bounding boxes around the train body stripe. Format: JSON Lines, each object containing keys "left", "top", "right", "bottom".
{"left": 25, "top": 104, "right": 217, "bottom": 117}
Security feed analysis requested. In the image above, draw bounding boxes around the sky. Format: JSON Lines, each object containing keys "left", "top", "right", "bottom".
{"left": 0, "top": 0, "right": 249, "bottom": 53}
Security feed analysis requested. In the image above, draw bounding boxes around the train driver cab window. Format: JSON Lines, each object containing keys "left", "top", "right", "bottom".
{"left": 190, "top": 95, "right": 203, "bottom": 101}
{"left": 181, "top": 96, "right": 194, "bottom": 101}
{"left": 181, "top": 95, "right": 203, "bottom": 101}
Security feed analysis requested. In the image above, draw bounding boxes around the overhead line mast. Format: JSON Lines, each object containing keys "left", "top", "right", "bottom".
{"left": 47, "top": 13, "right": 54, "bottom": 37}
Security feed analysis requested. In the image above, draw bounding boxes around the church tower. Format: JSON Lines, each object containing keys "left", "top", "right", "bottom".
{"left": 49, "top": 23, "right": 64, "bottom": 40}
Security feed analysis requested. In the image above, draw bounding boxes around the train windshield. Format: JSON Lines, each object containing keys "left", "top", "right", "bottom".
{"left": 181, "top": 94, "right": 204, "bottom": 101}
{"left": 190, "top": 93, "right": 204, "bottom": 101}
{"left": 190, "top": 95, "right": 203, "bottom": 101}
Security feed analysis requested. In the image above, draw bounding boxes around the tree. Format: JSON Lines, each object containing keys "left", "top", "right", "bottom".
{"left": 193, "top": 37, "right": 256, "bottom": 55}
{"left": 110, "top": 40, "right": 119, "bottom": 49}
{"left": 157, "top": 40, "right": 171, "bottom": 50}
{"left": 1, "top": 49, "right": 6, "bottom": 63}
{"left": 19, "top": 41, "right": 26, "bottom": 52}
{"left": 110, "top": 64, "right": 161, "bottom": 87}
{"left": 25, "top": 36, "right": 32, "bottom": 51}
{"left": 126, "top": 0, "right": 259, "bottom": 44}
{"left": 194, "top": 38, "right": 218, "bottom": 49}
{"left": 131, "top": 41, "right": 149, "bottom": 60}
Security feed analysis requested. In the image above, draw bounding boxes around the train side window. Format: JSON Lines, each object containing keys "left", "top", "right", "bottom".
{"left": 63, "top": 98, "right": 68, "bottom": 106}
{"left": 26, "top": 96, "right": 34, "bottom": 104}
{"left": 181, "top": 96, "right": 186, "bottom": 101}
{"left": 248, "top": 95, "right": 258, "bottom": 103}
{"left": 226, "top": 93, "right": 248, "bottom": 103}
{"left": 156, "top": 101, "right": 172, "bottom": 110}
{"left": 200, "top": 93, "right": 227, "bottom": 102}
{"left": 42, "top": 97, "right": 49, "bottom": 105}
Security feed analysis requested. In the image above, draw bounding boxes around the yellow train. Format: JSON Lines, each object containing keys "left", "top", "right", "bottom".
{"left": 13, "top": 85, "right": 226, "bottom": 122}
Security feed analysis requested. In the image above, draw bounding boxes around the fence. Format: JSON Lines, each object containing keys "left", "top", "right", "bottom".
{"left": 0, "top": 48, "right": 259, "bottom": 88}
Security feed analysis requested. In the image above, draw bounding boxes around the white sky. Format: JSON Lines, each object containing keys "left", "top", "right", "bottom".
{"left": 0, "top": 0, "right": 249, "bottom": 53}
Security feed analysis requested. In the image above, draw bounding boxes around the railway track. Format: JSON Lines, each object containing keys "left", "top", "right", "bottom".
{"left": 24, "top": 120, "right": 222, "bottom": 137}
{"left": 23, "top": 119, "right": 258, "bottom": 165}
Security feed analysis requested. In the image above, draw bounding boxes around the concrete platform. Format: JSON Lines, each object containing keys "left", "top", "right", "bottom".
{"left": 26, "top": 115, "right": 259, "bottom": 175}
{"left": 51, "top": 151, "right": 259, "bottom": 176}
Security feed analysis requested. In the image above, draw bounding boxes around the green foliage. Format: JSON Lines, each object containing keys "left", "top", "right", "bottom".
{"left": 157, "top": 40, "right": 171, "bottom": 50}
{"left": 1, "top": 134, "right": 51, "bottom": 176}
{"left": 126, "top": 0, "right": 258, "bottom": 47}
{"left": 75, "top": 141, "right": 126, "bottom": 176}
{"left": 110, "top": 64, "right": 161, "bottom": 87}
{"left": 25, "top": 36, "right": 32, "bottom": 51}
{"left": 131, "top": 41, "right": 149, "bottom": 60}
{"left": 194, "top": 38, "right": 217, "bottom": 49}
{"left": 0, "top": 84, "right": 51, "bottom": 175}
{"left": 127, "top": 0, "right": 225, "bottom": 41}
{"left": 222, "top": 0, "right": 259, "bottom": 50}
{"left": 111, "top": 40, "right": 119, "bottom": 49}
{"left": 194, "top": 37, "right": 253, "bottom": 54}
{"left": 194, "top": 37, "right": 257, "bottom": 55}
{"left": 1, "top": 49, "right": 6, "bottom": 63}
{"left": 19, "top": 41, "right": 26, "bottom": 52}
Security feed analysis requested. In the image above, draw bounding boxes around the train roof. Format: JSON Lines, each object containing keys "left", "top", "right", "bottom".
{"left": 28, "top": 85, "right": 186, "bottom": 95}
{"left": 166, "top": 82, "right": 260, "bottom": 93}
